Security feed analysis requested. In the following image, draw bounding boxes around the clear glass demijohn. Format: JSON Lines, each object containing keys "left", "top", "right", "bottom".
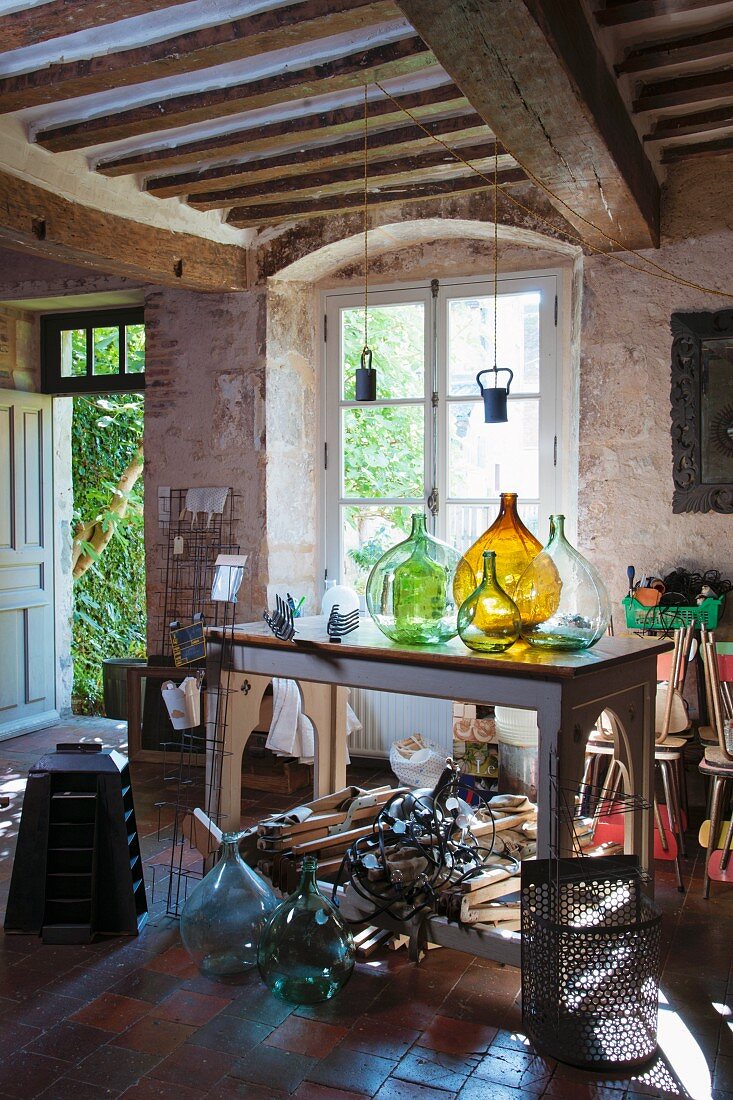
{"left": 513, "top": 515, "right": 611, "bottom": 651}
{"left": 365, "top": 513, "right": 462, "bottom": 645}
{"left": 179, "top": 832, "right": 278, "bottom": 976}
{"left": 257, "top": 856, "right": 355, "bottom": 1004}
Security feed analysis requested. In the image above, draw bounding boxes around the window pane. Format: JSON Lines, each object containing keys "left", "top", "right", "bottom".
{"left": 125, "top": 324, "right": 145, "bottom": 374}
{"left": 343, "top": 405, "right": 424, "bottom": 499}
{"left": 447, "top": 501, "right": 540, "bottom": 551}
{"left": 342, "top": 504, "right": 414, "bottom": 594}
{"left": 92, "top": 327, "right": 120, "bottom": 376}
{"left": 342, "top": 303, "right": 424, "bottom": 400}
{"left": 60, "top": 329, "right": 87, "bottom": 377}
{"left": 448, "top": 292, "right": 540, "bottom": 396}
{"left": 448, "top": 399, "right": 539, "bottom": 499}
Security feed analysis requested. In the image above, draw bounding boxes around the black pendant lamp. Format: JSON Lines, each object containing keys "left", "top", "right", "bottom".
{"left": 356, "top": 84, "right": 376, "bottom": 403}
{"left": 476, "top": 146, "right": 512, "bottom": 424}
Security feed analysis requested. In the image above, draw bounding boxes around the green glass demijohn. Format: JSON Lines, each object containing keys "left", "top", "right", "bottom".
{"left": 257, "top": 856, "right": 355, "bottom": 1004}
{"left": 179, "top": 832, "right": 278, "bottom": 977}
{"left": 457, "top": 550, "right": 521, "bottom": 653}
{"left": 513, "top": 515, "right": 611, "bottom": 651}
{"left": 365, "top": 513, "right": 462, "bottom": 645}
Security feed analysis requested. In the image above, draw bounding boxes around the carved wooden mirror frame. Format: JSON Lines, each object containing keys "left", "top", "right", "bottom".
{"left": 670, "top": 309, "right": 733, "bottom": 514}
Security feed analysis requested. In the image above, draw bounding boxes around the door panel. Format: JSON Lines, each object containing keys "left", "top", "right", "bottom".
{"left": 0, "top": 391, "right": 57, "bottom": 739}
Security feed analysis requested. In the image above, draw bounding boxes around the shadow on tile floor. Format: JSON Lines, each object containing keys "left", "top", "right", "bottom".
{"left": 0, "top": 716, "right": 731, "bottom": 1099}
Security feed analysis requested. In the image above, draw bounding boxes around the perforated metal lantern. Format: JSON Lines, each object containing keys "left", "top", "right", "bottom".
{"left": 476, "top": 366, "right": 514, "bottom": 423}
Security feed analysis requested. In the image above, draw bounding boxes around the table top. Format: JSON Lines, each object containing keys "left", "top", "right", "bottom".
{"left": 208, "top": 616, "right": 672, "bottom": 681}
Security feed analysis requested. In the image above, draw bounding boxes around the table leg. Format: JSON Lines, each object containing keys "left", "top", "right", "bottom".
{"left": 212, "top": 671, "right": 270, "bottom": 832}
{"left": 300, "top": 682, "right": 348, "bottom": 797}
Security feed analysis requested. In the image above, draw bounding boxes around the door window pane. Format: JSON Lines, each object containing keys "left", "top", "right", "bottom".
{"left": 343, "top": 405, "right": 425, "bottom": 499}
{"left": 342, "top": 303, "right": 424, "bottom": 400}
{"left": 448, "top": 292, "right": 540, "bottom": 396}
{"left": 448, "top": 399, "right": 539, "bottom": 499}
{"left": 446, "top": 501, "right": 540, "bottom": 550}
{"left": 60, "top": 329, "right": 87, "bottom": 377}
{"left": 92, "top": 327, "right": 120, "bottom": 376}
{"left": 342, "top": 504, "right": 414, "bottom": 594}
{"left": 125, "top": 324, "right": 146, "bottom": 374}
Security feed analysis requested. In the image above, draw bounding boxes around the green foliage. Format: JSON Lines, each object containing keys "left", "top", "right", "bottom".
{"left": 71, "top": 380, "right": 145, "bottom": 714}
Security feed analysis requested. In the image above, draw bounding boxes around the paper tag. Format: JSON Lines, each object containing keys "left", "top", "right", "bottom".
{"left": 173, "top": 536, "right": 184, "bottom": 556}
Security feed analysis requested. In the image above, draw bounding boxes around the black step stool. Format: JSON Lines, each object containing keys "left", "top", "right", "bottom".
{"left": 4, "top": 744, "right": 148, "bottom": 944}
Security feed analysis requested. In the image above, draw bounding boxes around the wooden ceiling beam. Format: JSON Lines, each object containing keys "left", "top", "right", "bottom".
{"left": 644, "top": 102, "right": 733, "bottom": 141}
{"left": 634, "top": 68, "right": 733, "bottom": 112}
{"left": 145, "top": 113, "right": 489, "bottom": 198}
{"left": 661, "top": 133, "right": 733, "bottom": 161}
{"left": 616, "top": 24, "right": 733, "bottom": 75}
{"left": 226, "top": 171, "right": 527, "bottom": 228}
{"left": 0, "top": 170, "right": 246, "bottom": 291}
{"left": 188, "top": 142, "right": 510, "bottom": 210}
{"left": 0, "top": 0, "right": 191, "bottom": 51}
{"left": 35, "top": 36, "right": 435, "bottom": 152}
{"left": 394, "top": 0, "right": 659, "bottom": 249}
{"left": 0, "top": 0, "right": 400, "bottom": 113}
{"left": 96, "top": 85, "right": 466, "bottom": 178}
{"left": 596, "top": 0, "right": 725, "bottom": 27}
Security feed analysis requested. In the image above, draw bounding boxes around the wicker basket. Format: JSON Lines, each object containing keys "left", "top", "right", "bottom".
{"left": 389, "top": 735, "right": 446, "bottom": 789}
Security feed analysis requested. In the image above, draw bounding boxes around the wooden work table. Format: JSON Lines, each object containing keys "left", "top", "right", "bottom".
{"left": 208, "top": 616, "right": 670, "bottom": 889}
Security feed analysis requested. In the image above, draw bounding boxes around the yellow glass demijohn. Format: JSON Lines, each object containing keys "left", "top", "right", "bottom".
{"left": 454, "top": 492, "right": 543, "bottom": 607}
{"left": 457, "top": 550, "right": 521, "bottom": 653}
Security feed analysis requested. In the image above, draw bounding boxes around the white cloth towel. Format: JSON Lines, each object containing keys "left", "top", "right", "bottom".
{"left": 181, "top": 486, "right": 229, "bottom": 527}
{"left": 266, "top": 678, "right": 361, "bottom": 765}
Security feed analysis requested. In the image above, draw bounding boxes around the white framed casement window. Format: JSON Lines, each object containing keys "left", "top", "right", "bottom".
{"left": 322, "top": 270, "right": 561, "bottom": 596}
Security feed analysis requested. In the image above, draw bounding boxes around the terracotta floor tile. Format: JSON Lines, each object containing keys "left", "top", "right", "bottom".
{"left": 343, "top": 1018, "right": 420, "bottom": 1062}
{"left": 265, "top": 1015, "right": 348, "bottom": 1059}
{"left": 457, "top": 1080, "right": 526, "bottom": 1100}
{"left": 223, "top": 982, "right": 294, "bottom": 1028}
{"left": 417, "top": 1016, "right": 497, "bottom": 1057}
{"left": 179, "top": 973, "right": 245, "bottom": 999}
{"left": 69, "top": 1046, "right": 162, "bottom": 1093}
{"left": 71, "top": 992, "right": 151, "bottom": 1033}
{"left": 109, "top": 969, "right": 182, "bottom": 1005}
{"left": 716, "top": 1056, "right": 733, "bottom": 1092}
{"left": 0, "top": 1018, "right": 42, "bottom": 1057}
{"left": 185, "top": 1012, "right": 272, "bottom": 1055}
{"left": 0, "top": 1051, "right": 69, "bottom": 1099}
{"left": 306, "top": 1046, "right": 396, "bottom": 1096}
{"left": 25, "top": 1022, "right": 110, "bottom": 1065}
{"left": 472, "top": 1046, "right": 554, "bottom": 1093}
{"left": 148, "top": 1043, "right": 235, "bottom": 1090}
{"left": 112, "top": 1016, "right": 196, "bottom": 1056}
{"left": 229, "top": 1045, "right": 317, "bottom": 1094}
{"left": 216, "top": 1079, "right": 288, "bottom": 1099}
{"left": 392, "top": 1050, "right": 472, "bottom": 1094}
{"left": 373, "top": 1080, "right": 459, "bottom": 1100}
{"left": 39, "top": 1076, "right": 119, "bottom": 1099}
{"left": 120, "top": 1081, "right": 206, "bottom": 1099}
{"left": 292, "top": 1084, "right": 369, "bottom": 1100}
{"left": 152, "top": 989, "right": 230, "bottom": 1027}
{"left": 144, "top": 947, "right": 198, "bottom": 979}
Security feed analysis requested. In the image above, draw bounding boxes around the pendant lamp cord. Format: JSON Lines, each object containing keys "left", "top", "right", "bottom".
{"left": 493, "top": 141, "right": 498, "bottom": 387}
{"left": 363, "top": 82, "right": 369, "bottom": 358}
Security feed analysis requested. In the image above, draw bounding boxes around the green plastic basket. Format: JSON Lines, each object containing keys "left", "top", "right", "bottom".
{"left": 622, "top": 595, "right": 724, "bottom": 631}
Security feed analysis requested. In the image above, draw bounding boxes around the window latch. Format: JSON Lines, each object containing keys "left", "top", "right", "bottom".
{"left": 427, "top": 488, "right": 439, "bottom": 516}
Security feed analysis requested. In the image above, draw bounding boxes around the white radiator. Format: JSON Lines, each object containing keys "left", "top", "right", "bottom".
{"left": 349, "top": 688, "right": 453, "bottom": 758}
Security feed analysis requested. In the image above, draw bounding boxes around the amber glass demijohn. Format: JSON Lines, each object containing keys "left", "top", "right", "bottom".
{"left": 457, "top": 550, "right": 521, "bottom": 653}
{"left": 453, "top": 492, "right": 542, "bottom": 608}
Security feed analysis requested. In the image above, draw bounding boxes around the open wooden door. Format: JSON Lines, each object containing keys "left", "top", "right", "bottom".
{"left": 0, "top": 390, "right": 57, "bottom": 740}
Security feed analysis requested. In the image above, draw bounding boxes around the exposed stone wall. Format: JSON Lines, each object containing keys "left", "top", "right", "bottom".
{"left": 0, "top": 306, "right": 39, "bottom": 391}
{"left": 579, "top": 154, "right": 733, "bottom": 636}
{"left": 143, "top": 286, "right": 268, "bottom": 651}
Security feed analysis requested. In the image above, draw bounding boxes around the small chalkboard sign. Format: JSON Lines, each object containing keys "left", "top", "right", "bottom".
{"left": 170, "top": 616, "right": 206, "bottom": 667}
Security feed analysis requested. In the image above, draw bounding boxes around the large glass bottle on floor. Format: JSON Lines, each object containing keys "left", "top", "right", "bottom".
{"left": 514, "top": 515, "right": 611, "bottom": 651}
{"left": 258, "top": 856, "right": 354, "bottom": 1004}
{"left": 366, "top": 513, "right": 462, "bottom": 645}
{"left": 453, "top": 492, "right": 543, "bottom": 607}
{"left": 458, "top": 550, "right": 521, "bottom": 653}
{"left": 179, "top": 832, "right": 277, "bottom": 976}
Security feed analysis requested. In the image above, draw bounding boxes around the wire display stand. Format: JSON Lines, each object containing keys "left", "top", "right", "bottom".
{"left": 521, "top": 752, "right": 661, "bottom": 1071}
{"left": 152, "top": 576, "right": 241, "bottom": 918}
